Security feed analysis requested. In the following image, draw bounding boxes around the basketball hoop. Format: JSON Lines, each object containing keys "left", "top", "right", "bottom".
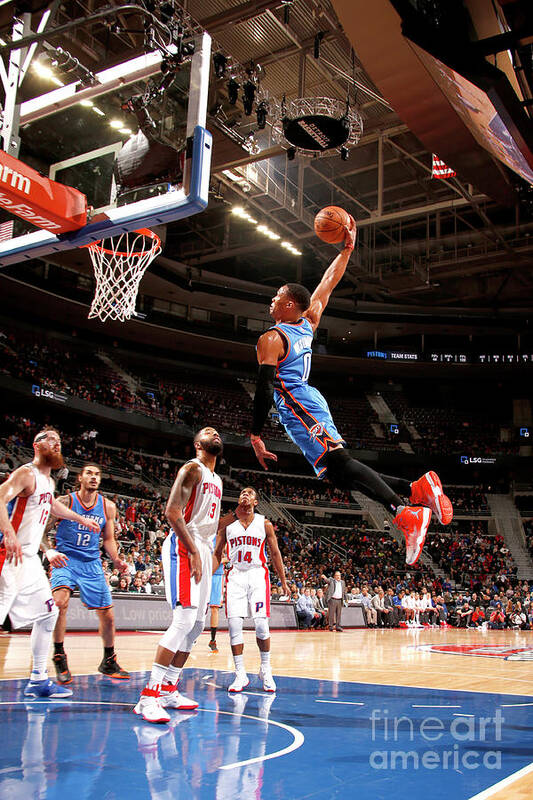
{"left": 85, "top": 228, "right": 161, "bottom": 322}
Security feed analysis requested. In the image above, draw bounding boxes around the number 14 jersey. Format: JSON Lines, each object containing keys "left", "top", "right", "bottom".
{"left": 226, "top": 514, "right": 267, "bottom": 570}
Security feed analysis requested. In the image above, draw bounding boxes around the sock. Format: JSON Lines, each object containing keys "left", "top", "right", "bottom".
{"left": 30, "top": 616, "right": 54, "bottom": 681}
{"left": 378, "top": 473, "right": 412, "bottom": 497}
{"left": 260, "top": 651, "right": 271, "bottom": 669}
{"left": 210, "top": 627, "right": 217, "bottom": 641}
{"left": 54, "top": 642, "right": 65, "bottom": 656}
{"left": 234, "top": 654, "right": 245, "bottom": 673}
{"left": 164, "top": 664, "right": 182, "bottom": 687}
{"left": 148, "top": 662, "right": 168, "bottom": 691}
{"left": 104, "top": 646, "right": 114, "bottom": 659}
{"left": 325, "top": 449, "right": 403, "bottom": 513}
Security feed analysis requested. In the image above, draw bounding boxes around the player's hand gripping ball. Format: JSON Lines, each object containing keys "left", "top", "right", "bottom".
{"left": 314, "top": 205, "right": 353, "bottom": 244}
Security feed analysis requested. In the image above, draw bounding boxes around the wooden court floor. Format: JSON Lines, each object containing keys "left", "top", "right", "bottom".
{"left": 2, "top": 626, "right": 532, "bottom": 799}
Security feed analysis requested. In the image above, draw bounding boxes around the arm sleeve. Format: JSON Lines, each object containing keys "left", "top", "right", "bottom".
{"left": 251, "top": 364, "right": 276, "bottom": 436}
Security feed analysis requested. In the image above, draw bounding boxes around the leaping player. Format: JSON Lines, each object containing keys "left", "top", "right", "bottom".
{"left": 44, "top": 461, "right": 130, "bottom": 683}
{"left": 0, "top": 427, "right": 100, "bottom": 698}
{"left": 214, "top": 486, "right": 289, "bottom": 693}
{"left": 249, "top": 218, "right": 453, "bottom": 565}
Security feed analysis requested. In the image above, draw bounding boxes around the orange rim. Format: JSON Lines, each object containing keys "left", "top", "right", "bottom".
{"left": 83, "top": 228, "right": 161, "bottom": 257}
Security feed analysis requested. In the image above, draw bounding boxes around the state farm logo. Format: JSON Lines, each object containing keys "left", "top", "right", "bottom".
{"left": 0, "top": 161, "right": 62, "bottom": 231}
{"left": 1, "top": 164, "right": 30, "bottom": 194}
{"left": 309, "top": 423, "right": 324, "bottom": 440}
{"left": 416, "top": 644, "right": 533, "bottom": 661}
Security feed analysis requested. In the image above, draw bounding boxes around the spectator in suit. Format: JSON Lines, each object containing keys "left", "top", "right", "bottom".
{"left": 384, "top": 588, "right": 399, "bottom": 627}
{"left": 360, "top": 587, "right": 377, "bottom": 628}
{"left": 313, "top": 588, "right": 328, "bottom": 629}
{"left": 296, "top": 588, "right": 316, "bottom": 629}
{"left": 372, "top": 590, "right": 388, "bottom": 628}
{"left": 321, "top": 571, "right": 347, "bottom": 632}
{"left": 434, "top": 595, "right": 448, "bottom": 625}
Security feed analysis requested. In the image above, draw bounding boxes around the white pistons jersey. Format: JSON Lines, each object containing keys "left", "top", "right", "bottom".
{"left": 183, "top": 458, "right": 223, "bottom": 545}
{"left": 226, "top": 514, "right": 267, "bottom": 570}
{"left": 7, "top": 464, "right": 54, "bottom": 557}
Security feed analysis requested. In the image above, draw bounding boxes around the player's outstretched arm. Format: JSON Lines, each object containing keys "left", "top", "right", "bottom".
{"left": 41, "top": 494, "right": 69, "bottom": 567}
{"left": 265, "top": 520, "right": 290, "bottom": 597}
{"left": 0, "top": 465, "right": 35, "bottom": 564}
{"left": 304, "top": 217, "right": 356, "bottom": 331}
{"left": 165, "top": 461, "right": 203, "bottom": 582}
{"left": 51, "top": 497, "right": 100, "bottom": 533}
{"left": 250, "top": 330, "right": 284, "bottom": 469}
{"left": 102, "top": 499, "right": 127, "bottom": 572}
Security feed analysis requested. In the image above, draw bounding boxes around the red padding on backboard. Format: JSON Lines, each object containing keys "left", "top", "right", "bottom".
{"left": 0, "top": 150, "right": 87, "bottom": 233}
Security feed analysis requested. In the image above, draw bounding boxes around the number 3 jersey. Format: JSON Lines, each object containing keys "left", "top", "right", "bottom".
{"left": 55, "top": 492, "right": 106, "bottom": 562}
{"left": 183, "top": 458, "right": 223, "bottom": 545}
{"left": 226, "top": 514, "right": 268, "bottom": 570}
{"left": 269, "top": 317, "right": 345, "bottom": 479}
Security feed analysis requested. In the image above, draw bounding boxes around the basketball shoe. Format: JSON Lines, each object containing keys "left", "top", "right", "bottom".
{"left": 133, "top": 687, "right": 170, "bottom": 724}
{"left": 98, "top": 654, "right": 130, "bottom": 679}
{"left": 258, "top": 667, "right": 276, "bottom": 693}
{"left": 393, "top": 506, "right": 432, "bottom": 565}
{"left": 208, "top": 640, "right": 218, "bottom": 653}
{"left": 410, "top": 471, "right": 453, "bottom": 525}
{"left": 159, "top": 682, "right": 199, "bottom": 710}
{"left": 53, "top": 652, "right": 72, "bottom": 685}
{"left": 24, "top": 676, "right": 73, "bottom": 698}
{"left": 228, "top": 672, "right": 249, "bottom": 693}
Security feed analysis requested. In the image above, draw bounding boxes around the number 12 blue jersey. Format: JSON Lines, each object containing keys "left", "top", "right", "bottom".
{"left": 55, "top": 492, "right": 106, "bottom": 562}
{"left": 269, "top": 317, "right": 345, "bottom": 478}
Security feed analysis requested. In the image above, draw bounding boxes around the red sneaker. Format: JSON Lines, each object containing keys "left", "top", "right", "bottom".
{"left": 393, "top": 506, "right": 432, "bottom": 565}
{"left": 410, "top": 471, "right": 453, "bottom": 525}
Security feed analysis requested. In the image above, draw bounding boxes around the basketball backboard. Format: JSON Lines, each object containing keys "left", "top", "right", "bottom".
{"left": 0, "top": 16, "right": 212, "bottom": 267}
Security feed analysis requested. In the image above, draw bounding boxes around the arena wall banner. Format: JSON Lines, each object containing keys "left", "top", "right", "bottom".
{"left": 18, "top": 596, "right": 365, "bottom": 631}
{"left": 59, "top": 595, "right": 300, "bottom": 631}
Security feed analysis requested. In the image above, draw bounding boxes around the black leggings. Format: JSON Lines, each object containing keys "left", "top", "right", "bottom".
{"left": 325, "top": 448, "right": 412, "bottom": 514}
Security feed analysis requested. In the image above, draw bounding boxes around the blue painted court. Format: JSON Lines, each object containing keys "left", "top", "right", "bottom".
{"left": 1, "top": 669, "right": 532, "bottom": 800}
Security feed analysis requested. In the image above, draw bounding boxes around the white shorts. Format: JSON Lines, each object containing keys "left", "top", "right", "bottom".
{"left": 162, "top": 533, "right": 212, "bottom": 620}
{"left": 0, "top": 554, "right": 55, "bottom": 629}
{"left": 226, "top": 565, "right": 270, "bottom": 619}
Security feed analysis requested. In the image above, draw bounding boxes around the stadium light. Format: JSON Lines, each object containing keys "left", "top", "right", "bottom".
{"left": 32, "top": 61, "right": 63, "bottom": 86}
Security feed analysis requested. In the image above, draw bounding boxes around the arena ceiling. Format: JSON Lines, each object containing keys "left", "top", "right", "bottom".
{"left": 1, "top": 0, "right": 533, "bottom": 334}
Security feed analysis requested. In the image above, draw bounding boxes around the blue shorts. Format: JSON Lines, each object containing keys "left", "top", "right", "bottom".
{"left": 274, "top": 384, "right": 345, "bottom": 477}
{"left": 210, "top": 570, "right": 224, "bottom": 607}
{"left": 50, "top": 557, "right": 112, "bottom": 610}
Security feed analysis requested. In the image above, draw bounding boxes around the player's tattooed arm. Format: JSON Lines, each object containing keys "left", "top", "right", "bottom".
{"left": 265, "top": 519, "right": 290, "bottom": 598}
{"left": 0, "top": 465, "right": 35, "bottom": 565}
{"left": 165, "top": 461, "right": 203, "bottom": 582}
{"left": 305, "top": 215, "right": 356, "bottom": 330}
{"left": 250, "top": 331, "right": 282, "bottom": 469}
{"left": 212, "top": 528, "right": 228, "bottom": 573}
{"left": 102, "top": 499, "right": 128, "bottom": 573}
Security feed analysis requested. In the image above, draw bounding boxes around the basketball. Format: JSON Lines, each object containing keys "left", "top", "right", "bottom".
{"left": 314, "top": 205, "right": 351, "bottom": 244}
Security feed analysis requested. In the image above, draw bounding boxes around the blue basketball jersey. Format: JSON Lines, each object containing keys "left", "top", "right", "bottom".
{"left": 270, "top": 317, "right": 345, "bottom": 477}
{"left": 269, "top": 317, "right": 314, "bottom": 390}
{"left": 55, "top": 492, "right": 106, "bottom": 562}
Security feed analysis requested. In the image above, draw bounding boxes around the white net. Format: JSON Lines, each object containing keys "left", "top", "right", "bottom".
{"left": 86, "top": 228, "right": 161, "bottom": 322}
